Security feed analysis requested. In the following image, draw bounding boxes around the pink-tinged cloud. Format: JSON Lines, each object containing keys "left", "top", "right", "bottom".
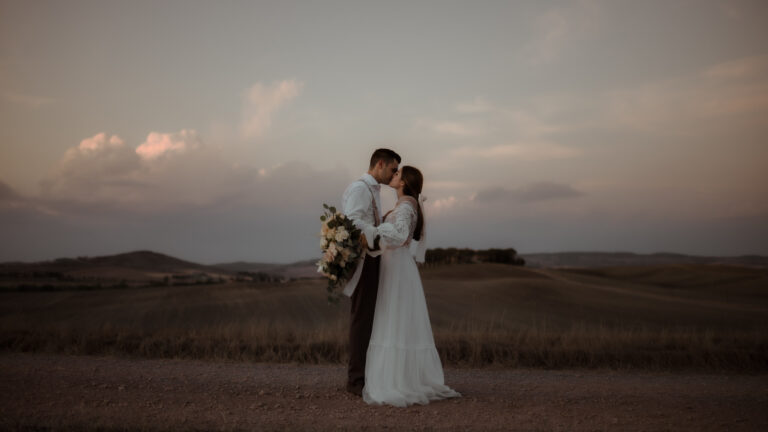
{"left": 425, "top": 196, "right": 463, "bottom": 218}
{"left": 43, "top": 132, "right": 141, "bottom": 202}
{"left": 430, "top": 196, "right": 457, "bottom": 210}
{"left": 76, "top": 132, "right": 125, "bottom": 152}
{"left": 452, "top": 142, "right": 581, "bottom": 161}
{"left": 473, "top": 182, "right": 584, "bottom": 203}
{"left": 240, "top": 79, "right": 303, "bottom": 139}
{"left": 61, "top": 132, "right": 127, "bottom": 164}
{"left": 704, "top": 54, "right": 768, "bottom": 80}
{"left": 135, "top": 129, "right": 200, "bottom": 160}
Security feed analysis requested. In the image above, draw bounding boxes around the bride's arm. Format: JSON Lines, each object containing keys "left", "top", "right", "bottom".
{"left": 373, "top": 203, "right": 416, "bottom": 249}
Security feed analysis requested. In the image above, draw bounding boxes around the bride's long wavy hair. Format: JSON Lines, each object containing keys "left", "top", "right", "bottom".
{"left": 400, "top": 166, "right": 424, "bottom": 241}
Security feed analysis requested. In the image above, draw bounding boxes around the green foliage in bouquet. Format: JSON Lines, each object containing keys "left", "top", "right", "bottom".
{"left": 317, "top": 203, "right": 364, "bottom": 304}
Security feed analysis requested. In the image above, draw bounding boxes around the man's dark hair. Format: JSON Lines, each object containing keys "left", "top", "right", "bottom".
{"left": 369, "top": 148, "right": 401, "bottom": 169}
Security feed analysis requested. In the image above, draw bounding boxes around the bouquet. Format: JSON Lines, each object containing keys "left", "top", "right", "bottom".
{"left": 316, "top": 203, "right": 364, "bottom": 304}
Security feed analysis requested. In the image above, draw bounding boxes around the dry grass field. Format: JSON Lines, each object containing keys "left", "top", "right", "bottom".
{"left": 1, "top": 262, "right": 767, "bottom": 371}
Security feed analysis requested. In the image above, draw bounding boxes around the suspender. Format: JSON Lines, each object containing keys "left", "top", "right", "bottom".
{"left": 357, "top": 180, "right": 380, "bottom": 226}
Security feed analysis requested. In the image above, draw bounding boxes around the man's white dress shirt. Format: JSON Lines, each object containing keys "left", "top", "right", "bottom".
{"left": 341, "top": 173, "right": 383, "bottom": 297}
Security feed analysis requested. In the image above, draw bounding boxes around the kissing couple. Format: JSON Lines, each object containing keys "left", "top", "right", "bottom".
{"left": 341, "top": 148, "right": 461, "bottom": 407}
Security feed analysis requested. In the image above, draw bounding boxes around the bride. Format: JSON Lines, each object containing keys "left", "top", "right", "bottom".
{"left": 362, "top": 166, "right": 461, "bottom": 407}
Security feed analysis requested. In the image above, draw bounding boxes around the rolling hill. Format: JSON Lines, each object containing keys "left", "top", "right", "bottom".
{"left": 1, "top": 259, "right": 766, "bottom": 370}
{"left": 521, "top": 251, "right": 768, "bottom": 268}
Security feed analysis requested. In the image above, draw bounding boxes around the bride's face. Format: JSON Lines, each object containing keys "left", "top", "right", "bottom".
{"left": 388, "top": 169, "right": 403, "bottom": 190}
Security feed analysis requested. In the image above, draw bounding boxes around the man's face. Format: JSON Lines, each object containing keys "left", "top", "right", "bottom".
{"left": 380, "top": 160, "right": 399, "bottom": 184}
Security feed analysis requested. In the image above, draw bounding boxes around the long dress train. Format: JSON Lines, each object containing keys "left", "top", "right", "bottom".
{"left": 362, "top": 196, "right": 460, "bottom": 407}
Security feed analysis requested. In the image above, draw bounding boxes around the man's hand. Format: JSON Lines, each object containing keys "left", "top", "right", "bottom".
{"left": 360, "top": 233, "right": 381, "bottom": 252}
{"left": 369, "top": 235, "right": 381, "bottom": 252}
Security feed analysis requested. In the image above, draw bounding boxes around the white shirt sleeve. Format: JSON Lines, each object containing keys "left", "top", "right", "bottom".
{"left": 342, "top": 183, "right": 378, "bottom": 249}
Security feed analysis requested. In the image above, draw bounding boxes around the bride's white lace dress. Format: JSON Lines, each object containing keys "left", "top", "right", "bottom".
{"left": 362, "top": 196, "right": 461, "bottom": 407}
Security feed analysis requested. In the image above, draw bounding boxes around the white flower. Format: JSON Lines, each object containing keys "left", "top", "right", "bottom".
{"left": 326, "top": 228, "right": 336, "bottom": 240}
{"left": 320, "top": 237, "right": 328, "bottom": 248}
{"left": 329, "top": 274, "right": 337, "bottom": 281}
{"left": 334, "top": 227, "right": 349, "bottom": 242}
{"left": 323, "top": 249, "right": 334, "bottom": 262}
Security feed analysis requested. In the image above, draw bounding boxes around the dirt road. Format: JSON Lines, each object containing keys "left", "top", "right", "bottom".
{"left": 1, "top": 352, "right": 766, "bottom": 431}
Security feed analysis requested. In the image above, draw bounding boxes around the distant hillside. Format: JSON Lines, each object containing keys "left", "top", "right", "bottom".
{"left": 216, "top": 251, "right": 768, "bottom": 277}
{"left": 0, "top": 250, "right": 233, "bottom": 289}
{"left": 78, "top": 250, "right": 213, "bottom": 272}
{"left": 521, "top": 252, "right": 768, "bottom": 268}
{"left": 212, "top": 259, "right": 319, "bottom": 279}
{"left": 0, "top": 250, "right": 213, "bottom": 274}
{"left": 4, "top": 250, "right": 766, "bottom": 290}
{"left": 0, "top": 251, "right": 319, "bottom": 290}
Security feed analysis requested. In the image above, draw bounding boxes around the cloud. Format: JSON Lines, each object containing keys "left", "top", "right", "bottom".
{"left": 501, "top": 108, "right": 563, "bottom": 138}
{"left": 529, "top": 8, "right": 569, "bottom": 64}
{"left": 426, "top": 195, "right": 458, "bottom": 214}
{"left": 1, "top": 179, "right": 59, "bottom": 216}
{"left": 0, "top": 180, "right": 20, "bottom": 202}
{"left": 2, "top": 91, "right": 55, "bottom": 109}
{"left": 240, "top": 79, "right": 303, "bottom": 139}
{"left": 526, "top": 1, "right": 602, "bottom": 64}
{"left": 493, "top": 54, "right": 768, "bottom": 138}
{"left": 8, "top": 128, "right": 356, "bottom": 262}
{"left": 473, "top": 182, "right": 584, "bottom": 203}
{"left": 451, "top": 142, "right": 581, "bottom": 161}
{"left": 598, "top": 57, "right": 768, "bottom": 132}
{"left": 703, "top": 54, "right": 768, "bottom": 80}
{"left": 41, "top": 130, "right": 186, "bottom": 206}
{"left": 426, "top": 180, "right": 471, "bottom": 192}
{"left": 39, "top": 129, "right": 351, "bottom": 213}
{"left": 414, "top": 117, "right": 489, "bottom": 137}
{"left": 454, "top": 97, "right": 493, "bottom": 114}
{"left": 431, "top": 121, "right": 485, "bottom": 136}
{"left": 51, "top": 132, "right": 142, "bottom": 190}
{"left": 419, "top": 53, "right": 767, "bottom": 228}
{"left": 422, "top": 97, "right": 559, "bottom": 139}
{"left": 73, "top": 132, "right": 125, "bottom": 152}
{"left": 135, "top": 129, "right": 201, "bottom": 160}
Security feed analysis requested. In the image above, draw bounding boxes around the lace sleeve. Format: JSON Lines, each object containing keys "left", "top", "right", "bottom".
{"left": 376, "top": 202, "right": 417, "bottom": 249}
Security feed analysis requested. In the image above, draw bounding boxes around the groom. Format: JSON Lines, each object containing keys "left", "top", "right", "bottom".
{"left": 341, "top": 148, "right": 401, "bottom": 396}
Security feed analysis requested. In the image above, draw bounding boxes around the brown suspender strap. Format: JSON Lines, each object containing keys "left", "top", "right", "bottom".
{"left": 357, "top": 180, "right": 380, "bottom": 226}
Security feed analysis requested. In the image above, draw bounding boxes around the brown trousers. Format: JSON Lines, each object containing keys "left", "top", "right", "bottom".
{"left": 347, "top": 254, "right": 381, "bottom": 387}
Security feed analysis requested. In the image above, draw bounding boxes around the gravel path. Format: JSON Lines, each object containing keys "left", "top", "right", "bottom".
{"left": 1, "top": 352, "right": 766, "bottom": 431}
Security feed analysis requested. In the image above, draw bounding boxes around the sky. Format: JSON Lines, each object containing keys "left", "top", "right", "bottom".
{"left": 1, "top": 0, "right": 768, "bottom": 264}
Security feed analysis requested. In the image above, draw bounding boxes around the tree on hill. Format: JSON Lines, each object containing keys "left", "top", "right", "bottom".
{"left": 424, "top": 248, "right": 524, "bottom": 267}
